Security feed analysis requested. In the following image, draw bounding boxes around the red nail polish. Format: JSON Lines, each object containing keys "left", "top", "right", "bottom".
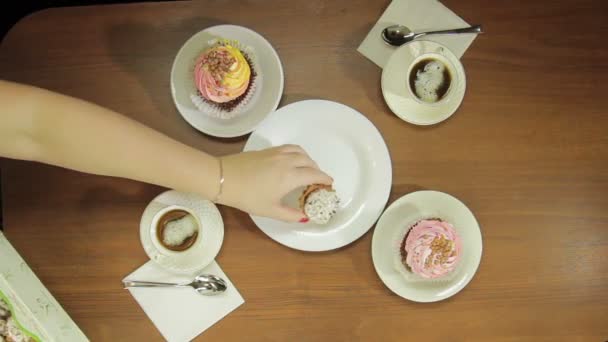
{"left": 299, "top": 217, "right": 309, "bottom": 223}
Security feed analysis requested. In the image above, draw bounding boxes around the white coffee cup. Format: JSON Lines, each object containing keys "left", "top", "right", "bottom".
{"left": 381, "top": 40, "right": 467, "bottom": 126}
{"left": 139, "top": 190, "right": 225, "bottom": 274}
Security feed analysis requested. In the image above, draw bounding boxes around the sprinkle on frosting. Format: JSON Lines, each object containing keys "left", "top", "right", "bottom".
{"left": 194, "top": 42, "right": 251, "bottom": 104}
{"left": 401, "top": 219, "right": 462, "bottom": 279}
{"left": 299, "top": 184, "right": 340, "bottom": 225}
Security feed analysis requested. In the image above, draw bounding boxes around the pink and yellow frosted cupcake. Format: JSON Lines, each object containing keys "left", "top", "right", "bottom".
{"left": 191, "top": 39, "right": 258, "bottom": 119}
{"left": 395, "top": 219, "right": 462, "bottom": 281}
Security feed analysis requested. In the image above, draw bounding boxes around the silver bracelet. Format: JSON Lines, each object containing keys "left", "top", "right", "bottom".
{"left": 213, "top": 158, "right": 225, "bottom": 203}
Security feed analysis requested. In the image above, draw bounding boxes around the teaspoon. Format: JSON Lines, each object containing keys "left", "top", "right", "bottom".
{"left": 382, "top": 24, "right": 482, "bottom": 46}
{"left": 123, "top": 274, "right": 227, "bottom": 296}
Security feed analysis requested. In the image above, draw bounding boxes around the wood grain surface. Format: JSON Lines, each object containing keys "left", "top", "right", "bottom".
{"left": 1, "top": 0, "right": 607, "bottom": 340}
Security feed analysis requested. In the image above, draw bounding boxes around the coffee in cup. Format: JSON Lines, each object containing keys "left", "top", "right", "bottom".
{"left": 408, "top": 54, "right": 453, "bottom": 104}
{"left": 154, "top": 207, "right": 199, "bottom": 252}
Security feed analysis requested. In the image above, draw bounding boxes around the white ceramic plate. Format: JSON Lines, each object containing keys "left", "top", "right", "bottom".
{"left": 140, "top": 190, "right": 224, "bottom": 274}
{"left": 372, "top": 190, "right": 482, "bottom": 302}
{"left": 381, "top": 40, "right": 466, "bottom": 125}
{"left": 171, "top": 25, "right": 284, "bottom": 138}
{"left": 243, "top": 100, "right": 392, "bottom": 252}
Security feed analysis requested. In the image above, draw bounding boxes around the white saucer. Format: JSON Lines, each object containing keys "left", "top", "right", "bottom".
{"left": 371, "top": 190, "right": 482, "bottom": 302}
{"left": 140, "top": 190, "right": 224, "bottom": 274}
{"left": 171, "top": 25, "right": 284, "bottom": 138}
{"left": 381, "top": 40, "right": 466, "bottom": 125}
{"left": 243, "top": 100, "right": 392, "bottom": 252}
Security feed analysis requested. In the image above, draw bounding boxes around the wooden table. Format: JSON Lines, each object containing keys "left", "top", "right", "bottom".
{"left": 1, "top": 0, "right": 607, "bottom": 340}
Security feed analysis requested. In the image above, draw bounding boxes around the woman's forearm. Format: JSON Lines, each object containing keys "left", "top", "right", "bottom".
{"left": 0, "top": 80, "right": 220, "bottom": 199}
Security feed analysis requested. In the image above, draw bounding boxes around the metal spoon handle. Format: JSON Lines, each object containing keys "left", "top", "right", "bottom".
{"left": 123, "top": 280, "right": 189, "bottom": 288}
{"left": 415, "top": 25, "right": 482, "bottom": 39}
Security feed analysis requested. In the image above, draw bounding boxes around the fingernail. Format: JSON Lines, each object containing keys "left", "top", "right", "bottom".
{"left": 299, "top": 217, "right": 309, "bottom": 223}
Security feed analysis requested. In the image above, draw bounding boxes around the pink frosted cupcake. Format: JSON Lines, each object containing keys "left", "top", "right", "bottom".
{"left": 396, "top": 219, "right": 462, "bottom": 280}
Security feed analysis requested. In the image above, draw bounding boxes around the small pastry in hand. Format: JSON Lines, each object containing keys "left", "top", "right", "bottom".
{"left": 299, "top": 184, "right": 340, "bottom": 224}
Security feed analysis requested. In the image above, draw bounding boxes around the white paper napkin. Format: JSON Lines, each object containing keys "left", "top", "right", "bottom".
{"left": 124, "top": 261, "right": 244, "bottom": 342}
{"left": 357, "top": 0, "right": 478, "bottom": 68}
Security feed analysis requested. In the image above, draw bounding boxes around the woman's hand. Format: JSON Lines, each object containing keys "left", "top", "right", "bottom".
{"left": 218, "top": 145, "right": 333, "bottom": 222}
